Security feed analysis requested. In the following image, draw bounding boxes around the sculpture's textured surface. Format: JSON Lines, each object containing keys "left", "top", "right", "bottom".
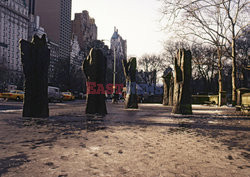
{"left": 20, "top": 34, "right": 50, "bottom": 118}
{"left": 83, "top": 48, "right": 107, "bottom": 115}
{"left": 122, "top": 57, "right": 138, "bottom": 109}
{"left": 162, "top": 67, "right": 174, "bottom": 106}
{"left": 172, "top": 49, "right": 192, "bottom": 114}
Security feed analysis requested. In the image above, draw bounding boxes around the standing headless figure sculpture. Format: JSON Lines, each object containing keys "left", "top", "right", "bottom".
{"left": 19, "top": 34, "right": 50, "bottom": 118}
{"left": 122, "top": 57, "right": 138, "bottom": 109}
{"left": 162, "top": 67, "right": 174, "bottom": 106}
{"left": 83, "top": 48, "right": 107, "bottom": 115}
{"left": 172, "top": 49, "right": 192, "bottom": 114}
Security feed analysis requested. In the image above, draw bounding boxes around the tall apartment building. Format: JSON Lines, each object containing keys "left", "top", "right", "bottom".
{"left": 110, "top": 27, "right": 127, "bottom": 84}
{"left": 72, "top": 10, "right": 97, "bottom": 52}
{"left": 70, "top": 35, "right": 83, "bottom": 68}
{"left": 25, "top": 2, "right": 59, "bottom": 85}
{"left": 111, "top": 27, "right": 127, "bottom": 61}
{"left": 0, "top": 0, "right": 29, "bottom": 87}
{"left": 27, "top": 0, "right": 72, "bottom": 60}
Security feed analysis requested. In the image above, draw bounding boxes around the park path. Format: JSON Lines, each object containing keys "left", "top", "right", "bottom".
{"left": 0, "top": 101, "right": 249, "bottom": 176}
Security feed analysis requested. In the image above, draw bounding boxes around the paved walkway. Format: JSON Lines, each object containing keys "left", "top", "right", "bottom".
{"left": 0, "top": 101, "right": 249, "bottom": 176}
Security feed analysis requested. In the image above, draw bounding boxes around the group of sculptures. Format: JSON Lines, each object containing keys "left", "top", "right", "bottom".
{"left": 19, "top": 35, "right": 192, "bottom": 118}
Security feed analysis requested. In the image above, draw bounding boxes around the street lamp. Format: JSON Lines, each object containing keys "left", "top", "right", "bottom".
{"left": 112, "top": 46, "right": 119, "bottom": 103}
{"left": 113, "top": 47, "right": 116, "bottom": 94}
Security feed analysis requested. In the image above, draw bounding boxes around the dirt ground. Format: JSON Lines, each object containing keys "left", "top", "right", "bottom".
{"left": 0, "top": 100, "right": 249, "bottom": 177}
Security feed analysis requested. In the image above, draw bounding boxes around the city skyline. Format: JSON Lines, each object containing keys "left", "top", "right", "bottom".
{"left": 33, "top": 0, "right": 72, "bottom": 60}
{"left": 72, "top": 0, "right": 166, "bottom": 58}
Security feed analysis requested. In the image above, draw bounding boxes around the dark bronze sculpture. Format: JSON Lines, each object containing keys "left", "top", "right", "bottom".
{"left": 83, "top": 48, "right": 107, "bottom": 115}
{"left": 122, "top": 57, "right": 138, "bottom": 109}
{"left": 172, "top": 49, "right": 192, "bottom": 114}
{"left": 162, "top": 67, "right": 174, "bottom": 106}
{"left": 19, "top": 34, "right": 50, "bottom": 118}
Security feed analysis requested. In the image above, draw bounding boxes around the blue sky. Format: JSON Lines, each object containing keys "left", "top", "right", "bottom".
{"left": 72, "top": 0, "right": 166, "bottom": 58}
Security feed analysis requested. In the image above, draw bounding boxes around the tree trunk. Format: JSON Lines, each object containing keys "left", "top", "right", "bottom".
{"left": 217, "top": 47, "right": 223, "bottom": 107}
{"left": 172, "top": 49, "right": 192, "bottom": 114}
{"left": 231, "top": 37, "right": 237, "bottom": 106}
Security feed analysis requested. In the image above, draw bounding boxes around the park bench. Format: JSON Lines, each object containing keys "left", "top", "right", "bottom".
{"left": 203, "top": 101, "right": 215, "bottom": 105}
{"left": 237, "top": 104, "right": 250, "bottom": 114}
{"left": 236, "top": 92, "right": 250, "bottom": 114}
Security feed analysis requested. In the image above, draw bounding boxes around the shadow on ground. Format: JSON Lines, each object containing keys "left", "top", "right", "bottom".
{"left": 0, "top": 154, "right": 30, "bottom": 176}
{"left": 2, "top": 103, "right": 250, "bottom": 160}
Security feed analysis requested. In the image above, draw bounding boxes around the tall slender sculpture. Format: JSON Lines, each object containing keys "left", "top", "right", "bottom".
{"left": 19, "top": 34, "right": 50, "bottom": 118}
{"left": 162, "top": 67, "right": 174, "bottom": 106}
{"left": 83, "top": 48, "right": 107, "bottom": 115}
{"left": 122, "top": 57, "right": 138, "bottom": 109}
{"left": 172, "top": 49, "right": 192, "bottom": 114}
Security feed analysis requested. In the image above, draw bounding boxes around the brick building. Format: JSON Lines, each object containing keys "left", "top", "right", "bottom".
{"left": 71, "top": 10, "right": 97, "bottom": 53}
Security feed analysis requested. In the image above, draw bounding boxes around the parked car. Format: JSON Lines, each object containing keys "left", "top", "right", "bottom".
{"left": 48, "top": 86, "right": 63, "bottom": 102}
{"left": 0, "top": 90, "right": 24, "bottom": 101}
{"left": 73, "top": 91, "right": 84, "bottom": 99}
{"left": 62, "top": 92, "right": 75, "bottom": 101}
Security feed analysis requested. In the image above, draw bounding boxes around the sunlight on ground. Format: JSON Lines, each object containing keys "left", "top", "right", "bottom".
{"left": 0, "top": 109, "right": 22, "bottom": 113}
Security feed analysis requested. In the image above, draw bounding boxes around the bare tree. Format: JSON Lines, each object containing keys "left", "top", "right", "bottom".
{"left": 163, "top": 40, "right": 219, "bottom": 94}
{"left": 138, "top": 54, "right": 168, "bottom": 83}
{"left": 162, "top": 40, "right": 189, "bottom": 66}
{"left": 191, "top": 44, "right": 218, "bottom": 93}
{"left": 160, "top": 0, "right": 248, "bottom": 105}
{"left": 138, "top": 54, "right": 168, "bottom": 73}
{"left": 220, "top": 0, "right": 249, "bottom": 105}
{"left": 161, "top": 0, "right": 228, "bottom": 105}
{"left": 69, "top": 65, "right": 86, "bottom": 93}
{"left": 236, "top": 28, "right": 250, "bottom": 87}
